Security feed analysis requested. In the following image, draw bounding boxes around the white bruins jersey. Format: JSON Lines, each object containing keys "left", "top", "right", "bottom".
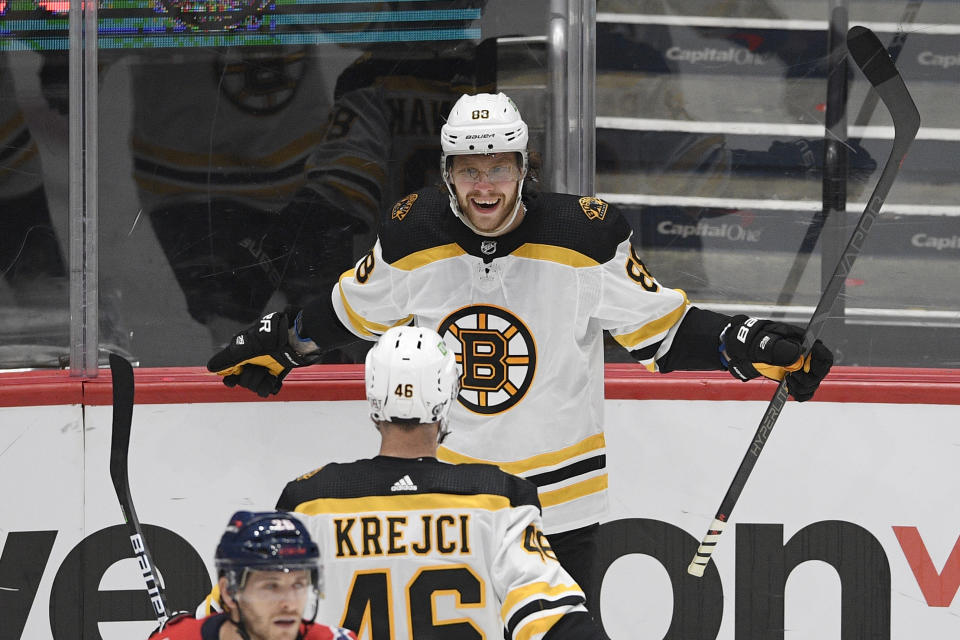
{"left": 329, "top": 187, "right": 691, "bottom": 532}
{"left": 0, "top": 58, "right": 43, "bottom": 199}
{"left": 279, "top": 457, "right": 595, "bottom": 640}
{"left": 128, "top": 46, "right": 337, "bottom": 214}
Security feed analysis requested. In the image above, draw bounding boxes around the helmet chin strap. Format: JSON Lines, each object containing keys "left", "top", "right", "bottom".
{"left": 445, "top": 176, "right": 526, "bottom": 238}
{"left": 230, "top": 617, "right": 253, "bottom": 640}
{"left": 437, "top": 418, "right": 451, "bottom": 445}
{"left": 229, "top": 595, "right": 254, "bottom": 640}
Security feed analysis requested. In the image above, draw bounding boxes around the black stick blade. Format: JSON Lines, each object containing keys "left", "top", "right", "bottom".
{"left": 109, "top": 353, "right": 135, "bottom": 521}
{"left": 847, "top": 25, "right": 920, "bottom": 145}
{"left": 847, "top": 26, "right": 898, "bottom": 85}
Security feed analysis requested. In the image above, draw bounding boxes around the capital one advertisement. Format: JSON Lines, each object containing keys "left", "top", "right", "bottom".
{"left": 1, "top": 370, "right": 958, "bottom": 639}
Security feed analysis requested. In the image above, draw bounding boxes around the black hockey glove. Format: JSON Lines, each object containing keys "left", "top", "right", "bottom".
{"left": 720, "top": 315, "right": 833, "bottom": 402}
{"left": 206, "top": 308, "right": 320, "bottom": 397}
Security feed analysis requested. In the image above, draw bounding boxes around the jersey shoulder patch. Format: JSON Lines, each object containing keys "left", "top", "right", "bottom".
{"left": 523, "top": 190, "right": 632, "bottom": 264}
{"left": 379, "top": 187, "right": 458, "bottom": 264}
{"left": 277, "top": 463, "right": 345, "bottom": 511}
{"left": 577, "top": 196, "right": 610, "bottom": 221}
{"left": 294, "top": 465, "right": 325, "bottom": 482}
{"left": 390, "top": 193, "right": 419, "bottom": 222}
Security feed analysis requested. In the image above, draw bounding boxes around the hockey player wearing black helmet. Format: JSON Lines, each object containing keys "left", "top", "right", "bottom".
{"left": 149, "top": 511, "right": 355, "bottom": 640}
{"left": 207, "top": 92, "right": 834, "bottom": 609}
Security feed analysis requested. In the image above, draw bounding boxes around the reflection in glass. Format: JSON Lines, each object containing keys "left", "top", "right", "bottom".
{"left": 0, "top": 47, "right": 70, "bottom": 367}
{"left": 95, "top": 0, "right": 547, "bottom": 366}
{"left": 595, "top": 1, "right": 960, "bottom": 367}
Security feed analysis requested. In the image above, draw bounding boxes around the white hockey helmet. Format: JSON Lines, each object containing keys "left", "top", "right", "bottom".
{"left": 365, "top": 326, "right": 460, "bottom": 440}
{"left": 440, "top": 92, "right": 529, "bottom": 237}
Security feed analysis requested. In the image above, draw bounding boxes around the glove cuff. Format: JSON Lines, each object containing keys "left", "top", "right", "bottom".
{"left": 719, "top": 319, "right": 761, "bottom": 382}
{"left": 285, "top": 306, "right": 322, "bottom": 356}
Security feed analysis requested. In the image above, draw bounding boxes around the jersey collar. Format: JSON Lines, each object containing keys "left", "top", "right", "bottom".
{"left": 450, "top": 191, "right": 540, "bottom": 262}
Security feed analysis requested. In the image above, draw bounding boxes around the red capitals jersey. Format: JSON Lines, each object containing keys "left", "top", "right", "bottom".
{"left": 149, "top": 612, "right": 357, "bottom": 640}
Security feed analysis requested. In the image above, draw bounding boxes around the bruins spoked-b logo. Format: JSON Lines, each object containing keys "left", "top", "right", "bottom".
{"left": 437, "top": 305, "right": 537, "bottom": 415}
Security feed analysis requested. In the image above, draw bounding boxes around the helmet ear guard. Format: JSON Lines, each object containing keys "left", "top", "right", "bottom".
{"left": 365, "top": 326, "right": 460, "bottom": 441}
{"left": 440, "top": 92, "right": 529, "bottom": 237}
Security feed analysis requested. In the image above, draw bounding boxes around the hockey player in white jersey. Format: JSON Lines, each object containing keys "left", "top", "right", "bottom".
{"left": 207, "top": 92, "right": 834, "bottom": 606}
{"left": 202, "top": 326, "right": 606, "bottom": 639}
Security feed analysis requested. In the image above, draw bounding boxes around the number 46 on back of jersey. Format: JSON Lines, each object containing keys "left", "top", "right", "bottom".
{"left": 341, "top": 565, "right": 484, "bottom": 639}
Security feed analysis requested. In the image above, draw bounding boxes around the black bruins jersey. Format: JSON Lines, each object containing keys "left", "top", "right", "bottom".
{"left": 280, "top": 456, "right": 596, "bottom": 640}
{"left": 320, "top": 187, "right": 717, "bottom": 533}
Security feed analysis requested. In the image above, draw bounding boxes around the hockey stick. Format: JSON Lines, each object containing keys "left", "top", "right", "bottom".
{"left": 687, "top": 25, "right": 920, "bottom": 578}
{"left": 109, "top": 353, "right": 171, "bottom": 624}
{"left": 850, "top": 0, "right": 922, "bottom": 131}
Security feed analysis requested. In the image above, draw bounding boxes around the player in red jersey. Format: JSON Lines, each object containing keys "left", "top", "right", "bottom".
{"left": 149, "top": 511, "right": 355, "bottom": 640}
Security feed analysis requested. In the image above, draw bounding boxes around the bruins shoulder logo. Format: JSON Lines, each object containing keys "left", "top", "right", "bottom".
{"left": 579, "top": 196, "right": 608, "bottom": 221}
{"left": 294, "top": 466, "right": 323, "bottom": 482}
{"left": 437, "top": 305, "right": 536, "bottom": 415}
{"left": 392, "top": 193, "right": 418, "bottom": 221}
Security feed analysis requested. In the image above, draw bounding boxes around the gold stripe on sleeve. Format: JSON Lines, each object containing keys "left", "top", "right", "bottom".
{"left": 438, "top": 433, "right": 606, "bottom": 476}
{"left": 501, "top": 582, "right": 582, "bottom": 623}
{"left": 538, "top": 474, "right": 608, "bottom": 508}
{"left": 132, "top": 131, "right": 324, "bottom": 167}
{"left": 610, "top": 295, "right": 689, "bottom": 350}
{"left": 336, "top": 271, "right": 413, "bottom": 337}
{"left": 336, "top": 155, "right": 388, "bottom": 182}
{"left": 514, "top": 612, "right": 565, "bottom": 640}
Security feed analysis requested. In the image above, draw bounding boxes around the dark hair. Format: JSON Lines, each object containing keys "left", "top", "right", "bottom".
{"left": 526, "top": 150, "right": 542, "bottom": 184}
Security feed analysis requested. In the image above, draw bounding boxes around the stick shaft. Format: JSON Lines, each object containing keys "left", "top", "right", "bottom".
{"left": 109, "top": 353, "right": 171, "bottom": 624}
{"left": 688, "top": 26, "right": 919, "bottom": 578}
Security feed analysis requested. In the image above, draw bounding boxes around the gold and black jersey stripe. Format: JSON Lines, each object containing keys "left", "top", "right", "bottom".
{"left": 379, "top": 185, "right": 634, "bottom": 267}
{"left": 275, "top": 456, "right": 540, "bottom": 513}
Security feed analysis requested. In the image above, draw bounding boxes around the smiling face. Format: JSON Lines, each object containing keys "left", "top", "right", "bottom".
{"left": 222, "top": 570, "right": 312, "bottom": 640}
{"left": 449, "top": 153, "right": 523, "bottom": 235}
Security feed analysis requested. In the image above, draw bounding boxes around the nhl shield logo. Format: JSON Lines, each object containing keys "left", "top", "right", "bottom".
{"left": 579, "top": 196, "right": 608, "bottom": 221}
{"left": 392, "top": 193, "right": 418, "bottom": 221}
{"left": 480, "top": 240, "right": 497, "bottom": 255}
